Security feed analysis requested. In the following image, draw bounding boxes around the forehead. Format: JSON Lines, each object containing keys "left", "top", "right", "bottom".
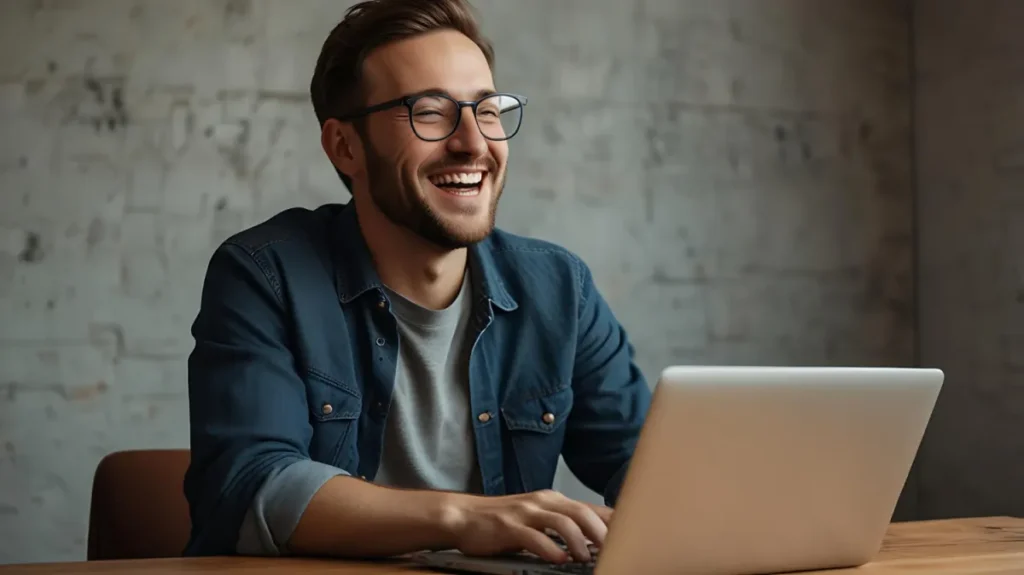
{"left": 361, "top": 29, "right": 495, "bottom": 102}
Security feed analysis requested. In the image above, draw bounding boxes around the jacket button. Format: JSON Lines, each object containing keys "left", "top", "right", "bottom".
{"left": 542, "top": 412, "right": 555, "bottom": 424}
{"left": 377, "top": 300, "right": 386, "bottom": 309}
{"left": 322, "top": 403, "right": 333, "bottom": 415}
{"left": 477, "top": 412, "right": 491, "bottom": 423}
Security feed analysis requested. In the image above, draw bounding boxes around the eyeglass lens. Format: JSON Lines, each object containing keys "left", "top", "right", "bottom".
{"left": 411, "top": 94, "right": 523, "bottom": 141}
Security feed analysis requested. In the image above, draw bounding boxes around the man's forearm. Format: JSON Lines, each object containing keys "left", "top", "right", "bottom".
{"left": 287, "top": 475, "right": 468, "bottom": 558}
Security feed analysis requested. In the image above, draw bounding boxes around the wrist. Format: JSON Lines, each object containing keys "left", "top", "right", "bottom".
{"left": 432, "top": 490, "right": 476, "bottom": 550}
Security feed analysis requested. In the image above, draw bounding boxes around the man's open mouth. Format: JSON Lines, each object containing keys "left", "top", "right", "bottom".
{"left": 428, "top": 171, "right": 485, "bottom": 196}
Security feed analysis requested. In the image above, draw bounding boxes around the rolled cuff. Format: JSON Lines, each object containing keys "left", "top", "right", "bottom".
{"left": 236, "top": 459, "right": 350, "bottom": 556}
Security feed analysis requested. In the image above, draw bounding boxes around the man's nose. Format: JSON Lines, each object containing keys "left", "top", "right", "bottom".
{"left": 446, "top": 107, "right": 488, "bottom": 156}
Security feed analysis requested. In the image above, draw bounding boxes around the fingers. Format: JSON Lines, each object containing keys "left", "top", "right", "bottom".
{"left": 535, "top": 494, "right": 608, "bottom": 548}
{"left": 457, "top": 491, "right": 612, "bottom": 563}
{"left": 512, "top": 524, "right": 571, "bottom": 564}
{"left": 529, "top": 510, "right": 592, "bottom": 562}
{"left": 560, "top": 505, "right": 608, "bottom": 550}
{"left": 584, "top": 502, "right": 614, "bottom": 525}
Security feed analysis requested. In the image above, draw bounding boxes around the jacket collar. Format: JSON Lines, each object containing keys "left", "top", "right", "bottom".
{"left": 332, "top": 202, "right": 517, "bottom": 312}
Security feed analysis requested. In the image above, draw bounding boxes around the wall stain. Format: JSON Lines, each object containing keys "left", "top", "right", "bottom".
{"left": 88, "top": 322, "right": 126, "bottom": 361}
{"left": 644, "top": 126, "right": 664, "bottom": 167}
{"left": 67, "top": 76, "right": 129, "bottom": 133}
{"left": 67, "top": 381, "right": 109, "bottom": 401}
{"left": 730, "top": 77, "right": 745, "bottom": 100}
{"left": 543, "top": 125, "right": 563, "bottom": 146}
{"left": 583, "top": 138, "right": 612, "bottom": 163}
{"left": 85, "top": 77, "right": 103, "bottom": 104}
{"left": 36, "top": 350, "right": 58, "bottom": 366}
{"left": 218, "top": 119, "right": 251, "bottom": 179}
{"left": 225, "top": 0, "right": 252, "bottom": 21}
{"left": 18, "top": 232, "right": 43, "bottom": 263}
{"left": 651, "top": 267, "right": 704, "bottom": 285}
{"left": 256, "top": 90, "right": 307, "bottom": 103}
{"left": 85, "top": 218, "right": 105, "bottom": 249}
{"left": 2, "top": 382, "right": 108, "bottom": 402}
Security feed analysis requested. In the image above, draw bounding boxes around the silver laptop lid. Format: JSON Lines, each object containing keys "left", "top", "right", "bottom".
{"left": 596, "top": 366, "right": 943, "bottom": 575}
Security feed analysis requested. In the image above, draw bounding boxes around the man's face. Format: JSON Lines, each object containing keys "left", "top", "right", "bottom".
{"left": 355, "top": 30, "right": 509, "bottom": 250}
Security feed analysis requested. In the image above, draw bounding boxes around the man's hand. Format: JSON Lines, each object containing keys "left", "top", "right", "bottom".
{"left": 442, "top": 489, "right": 613, "bottom": 564}
{"left": 289, "top": 476, "right": 612, "bottom": 562}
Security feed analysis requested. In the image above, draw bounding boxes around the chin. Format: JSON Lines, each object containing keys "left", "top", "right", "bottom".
{"left": 438, "top": 215, "right": 495, "bottom": 242}
{"left": 412, "top": 172, "right": 502, "bottom": 247}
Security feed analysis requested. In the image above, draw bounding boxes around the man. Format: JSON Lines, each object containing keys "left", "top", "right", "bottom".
{"left": 183, "top": 0, "right": 651, "bottom": 565}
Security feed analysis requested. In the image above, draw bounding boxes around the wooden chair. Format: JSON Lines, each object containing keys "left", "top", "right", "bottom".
{"left": 86, "top": 449, "right": 192, "bottom": 560}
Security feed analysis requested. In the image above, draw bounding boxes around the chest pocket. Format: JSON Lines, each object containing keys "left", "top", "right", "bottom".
{"left": 305, "top": 370, "right": 362, "bottom": 471}
{"left": 501, "top": 385, "right": 573, "bottom": 492}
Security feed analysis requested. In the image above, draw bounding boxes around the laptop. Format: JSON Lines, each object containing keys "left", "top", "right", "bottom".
{"left": 412, "top": 366, "right": 944, "bottom": 575}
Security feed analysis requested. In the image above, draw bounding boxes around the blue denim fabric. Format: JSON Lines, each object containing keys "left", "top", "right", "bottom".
{"left": 183, "top": 202, "right": 651, "bottom": 556}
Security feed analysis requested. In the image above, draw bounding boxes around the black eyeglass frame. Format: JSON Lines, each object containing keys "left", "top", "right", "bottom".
{"left": 335, "top": 91, "right": 529, "bottom": 142}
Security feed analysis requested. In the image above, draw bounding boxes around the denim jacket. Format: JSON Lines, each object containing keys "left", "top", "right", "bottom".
{"left": 183, "top": 202, "right": 652, "bottom": 556}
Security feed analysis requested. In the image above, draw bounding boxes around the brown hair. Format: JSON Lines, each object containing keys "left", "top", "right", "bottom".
{"left": 310, "top": 0, "right": 495, "bottom": 126}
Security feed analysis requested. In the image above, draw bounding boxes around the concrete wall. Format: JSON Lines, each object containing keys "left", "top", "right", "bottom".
{"left": 912, "top": 0, "right": 1024, "bottom": 520}
{"left": 0, "top": 0, "right": 912, "bottom": 564}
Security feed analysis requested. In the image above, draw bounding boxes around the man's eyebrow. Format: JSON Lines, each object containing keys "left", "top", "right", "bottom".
{"left": 408, "top": 87, "right": 497, "bottom": 100}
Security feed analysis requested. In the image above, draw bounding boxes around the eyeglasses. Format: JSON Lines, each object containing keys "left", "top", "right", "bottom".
{"left": 337, "top": 91, "right": 528, "bottom": 142}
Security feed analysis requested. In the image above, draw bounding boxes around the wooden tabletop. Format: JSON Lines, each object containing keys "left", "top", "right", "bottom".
{"left": 3, "top": 516, "right": 1023, "bottom": 574}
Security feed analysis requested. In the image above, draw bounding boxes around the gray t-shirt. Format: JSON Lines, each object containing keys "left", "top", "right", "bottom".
{"left": 236, "top": 274, "right": 482, "bottom": 555}
{"left": 373, "top": 273, "right": 483, "bottom": 493}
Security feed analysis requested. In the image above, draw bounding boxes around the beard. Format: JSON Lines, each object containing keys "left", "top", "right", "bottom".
{"left": 362, "top": 139, "right": 504, "bottom": 251}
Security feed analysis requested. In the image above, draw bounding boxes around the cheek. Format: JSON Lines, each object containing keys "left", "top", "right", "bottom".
{"left": 490, "top": 142, "right": 509, "bottom": 168}
{"left": 394, "top": 142, "right": 438, "bottom": 179}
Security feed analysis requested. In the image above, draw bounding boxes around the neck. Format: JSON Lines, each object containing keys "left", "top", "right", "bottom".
{"left": 353, "top": 199, "right": 468, "bottom": 311}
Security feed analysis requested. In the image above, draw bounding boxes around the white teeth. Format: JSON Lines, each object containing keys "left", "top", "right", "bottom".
{"left": 430, "top": 172, "right": 484, "bottom": 186}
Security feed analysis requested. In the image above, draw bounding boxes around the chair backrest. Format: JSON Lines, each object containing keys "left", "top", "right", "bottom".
{"left": 87, "top": 449, "right": 192, "bottom": 560}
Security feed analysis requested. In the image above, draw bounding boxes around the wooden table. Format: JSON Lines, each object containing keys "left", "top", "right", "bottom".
{"left": 2, "top": 516, "right": 1023, "bottom": 574}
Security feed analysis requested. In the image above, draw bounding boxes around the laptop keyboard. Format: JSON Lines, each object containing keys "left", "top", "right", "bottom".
{"left": 547, "top": 560, "right": 596, "bottom": 573}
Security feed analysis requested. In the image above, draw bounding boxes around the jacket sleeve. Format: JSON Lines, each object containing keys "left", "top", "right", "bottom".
{"left": 183, "top": 242, "right": 342, "bottom": 556}
{"left": 562, "top": 259, "right": 653, "bottom": 506}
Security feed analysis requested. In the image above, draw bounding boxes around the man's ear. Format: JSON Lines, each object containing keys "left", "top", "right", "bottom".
{"left": 321, "top": 118, "right": 362, "bottom": 179}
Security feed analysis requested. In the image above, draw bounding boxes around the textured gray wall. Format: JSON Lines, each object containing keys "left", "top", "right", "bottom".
{"left": 912, "top": 0, "right": 1024, "bottom": 520}
{"left": 0, "top": 0, "right": 912, "bottom": 564}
